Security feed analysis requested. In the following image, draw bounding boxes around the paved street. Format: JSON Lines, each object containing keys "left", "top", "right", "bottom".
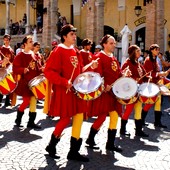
{"left": 0, "top": 96, "right": 170, "bottom": 170}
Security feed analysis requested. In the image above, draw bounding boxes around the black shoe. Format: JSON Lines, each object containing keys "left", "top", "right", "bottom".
{"left": 45, "top": 146, "right": 60, "bottom": 159}
{"left": 67, "top": 152, "right": 89, "bottom": 162}
{"left": 15, "top": 120, "right": 23, "bottom": 128}
{"left": 27, "top": 123, "right": 41, "bottom": 129}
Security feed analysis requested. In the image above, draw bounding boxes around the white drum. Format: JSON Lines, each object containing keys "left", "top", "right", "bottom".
{"left": 73, "top": 71, "right": 104, "bottom": 100}
{"left": 159, "top": 85, "right": 170, "bottom": 96}
{"left": 138, "top": 82, "right": 160, "bottom": 104}
{"left": 112, "top": 77, "right": 138, "bottom": 105}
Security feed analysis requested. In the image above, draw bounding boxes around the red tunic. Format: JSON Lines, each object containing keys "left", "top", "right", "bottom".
{"left": 122, "top": 58, "right": 147, "bottom": 84}
{"left": 44, "top": 44, "right": 87, "bottom": 118}
{"left": 121, "top": 59, "right": 148, "bottom": 119}
{"left": 0, "top": 45, "right": 15, "bottom": 67}
{"left": 79, "top": 50, "right": 93, "bottom": 66}
{"left": 143, "top": 56, "right": 160, "bottom": 84}
{"left": 13, "top": 51, "right": 42, "bottom": 96}
{"left": 88, "top": 51, "right": 122, "bottom": 116}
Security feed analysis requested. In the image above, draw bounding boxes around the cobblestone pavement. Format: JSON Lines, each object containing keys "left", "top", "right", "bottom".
{"left": 0, "top": 96, "right": 170, "bottom": 170}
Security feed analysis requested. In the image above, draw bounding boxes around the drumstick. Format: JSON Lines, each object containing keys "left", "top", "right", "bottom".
{"left": 137, "top": 70, "right": 153, "bottom": 83}
{"left": 82, "top": 58, "right": 100, "bottom": 72}
{"left": 146, "top": 71, "right": 152, "bottom": 88}
{"left": 0, "top": 50, "right": 12, "bottom": 65}
{"left": 66, "top": 66, "right": 76, "bottom": 94}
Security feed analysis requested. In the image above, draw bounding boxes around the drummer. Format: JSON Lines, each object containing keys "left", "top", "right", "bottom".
{"left": 141, "top": 44, "right": 168, "bottom": 128}
{"left": 121, "top": 45, "right": 149, "bottom": 137}
{"left": 0, "top": 34, "right": 15, "bottom": 107}
{"left": 32, "top": 41, "right": 45, "bottom": 72}
{"left": 13, "top": 35, "right": 42, "bottom": 129}
{"left": 44, "top": 24, "right": 98, "bottom": 161}
{"left": 79, "top": 38, "right": 93, "bottom": 66}
{"left": 86, "top": 34, "right": 130, "bottom": 152}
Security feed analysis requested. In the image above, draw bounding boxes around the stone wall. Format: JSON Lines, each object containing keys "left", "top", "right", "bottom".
{"left": 145, "top": 0, "right": 164, "bottom": 50}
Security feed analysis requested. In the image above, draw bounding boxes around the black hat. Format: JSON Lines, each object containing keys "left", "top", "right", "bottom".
{"left": 3, "top": 34, "right": 11, "bottom": 40}
{"left": 81, "top": 38, "right": 92, "bottom": 46}
{"left": 60, "top": 24, "right": 77, "bottom": 36}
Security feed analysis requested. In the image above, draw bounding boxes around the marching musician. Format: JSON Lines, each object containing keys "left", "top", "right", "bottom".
{"left": 0, "top": 34, "right": 15, "bottom": 107}
{"left": 13, "top": 35, "right": 42, "bottom": 129}
{"left": 44, "top": 24, "right": 97, "bottom": 161}
{"left": 121, "top": 45, "right": 149, "bottom": 137}
{"left": 141, "top": 44, "right": 168, "bottom": 128}
{"left": 86, "top": 35, "right": 130, "bottom": 152}
{"left": 79, "top": 38, "right": 93, "bottom": 66}
{"left": 32, "top": 41, "right": 45, "bottom": 72}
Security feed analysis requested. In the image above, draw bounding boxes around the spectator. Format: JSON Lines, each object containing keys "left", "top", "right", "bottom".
{"left": 57, "top": 16, "right": 63, "bottom": 35}
{"left": 37, "top": 14, "right": 42, "bottom": 33}
{"left": 16, "top": 43, "right": 24, "bottom": 55}
{"left": 94, "top": 44, "right": 102, "bottom": 55}
{"left": 62, "top": 16, "right": 67, "bottom": 26}
{"left": 22, "top": 13, "right": 27, "bottom": 25}
{"left": 9, "top": 19, "right": 13, "bottom": 34}
{"left": 18, "top": 20, "right": 24, "bottom": 34}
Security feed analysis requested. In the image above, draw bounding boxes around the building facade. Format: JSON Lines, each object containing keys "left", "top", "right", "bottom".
{"left": 0, "top": 0, "right": 170, "bottom": 58}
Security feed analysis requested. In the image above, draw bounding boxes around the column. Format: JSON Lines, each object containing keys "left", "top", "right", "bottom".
{"left": 42, "top": 0, "right": 51, "bottom": 46}
{"left": 5, "top": 0, "right": 10, "bottom": 34}
{"left": 26, "top": 0, "right": 30, "bottom": 34}
{"left": 145, "top": 1, "right": 156, "bottom": 49}
{"left": 156, "top": 0, "right": 164, "bottom": 51}
{"left": 95, "top": 0, "right": 104, "bottom": 44}
{"left": 86, "top": 0, "right": 95, "bottom": 41}
{"left": 145, "top": 0, "right": 165, "bottom": 50}
{"left": 50, "top": 0, "right": 58, "bottom": 41}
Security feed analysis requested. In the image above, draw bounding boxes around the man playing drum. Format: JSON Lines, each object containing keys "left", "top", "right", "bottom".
{"left": 79, "top": 38, "right": 93, "bottom": 66}
{"left": 141, "top": 44, "right": 169, "bottom": 128}
{"left": 13, "top": 35, "right": 42, "bottom": 129}
{"left": 0, "top": 34, "right": 15, "bottom": 107}
{"left": 44, "top": 24, "right": 97, "bottom": 161}
{"left": 121, "top": 45, "right": 150, "bottom": 137}
{"left": 86, "top": 34, "right": 130, "bottom": 152}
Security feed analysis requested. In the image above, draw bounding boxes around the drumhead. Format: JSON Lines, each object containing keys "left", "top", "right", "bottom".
{"left": 28, "top": 75, "right": 46, "bottom": 87}
{"left": 0, "top": 68, "right": 8, "bottom": 81}
{"left": 73, "top": 71, "right": 102, "bottom": 94}
{"left": 138, "top": 83, "right": 160, "bottom": 97}
{"left": 112, "top": 77, "right": 138, "bottom": 99}
{"left": 159, "top": 85, "right": 170, "bottom": 96}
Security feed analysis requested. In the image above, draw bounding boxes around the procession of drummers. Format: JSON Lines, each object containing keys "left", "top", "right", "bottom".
{"left": 0, "top": 23, "right": 169, "bottom": 162}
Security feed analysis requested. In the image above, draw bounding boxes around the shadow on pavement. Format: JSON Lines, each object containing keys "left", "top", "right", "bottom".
{"left": 0, "top": 127, "right": 42, "bottom": 150}
{"left": 117, "top": 136, "right": 159, "bottom": 158}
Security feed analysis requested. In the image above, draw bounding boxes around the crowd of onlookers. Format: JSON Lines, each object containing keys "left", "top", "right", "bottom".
{"left": 0, "top": 13, "right": 43, "bottom": 36}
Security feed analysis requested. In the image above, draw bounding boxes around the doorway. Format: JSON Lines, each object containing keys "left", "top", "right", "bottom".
{"left": 135, "top": 27, "right": 145, "bottom": 53}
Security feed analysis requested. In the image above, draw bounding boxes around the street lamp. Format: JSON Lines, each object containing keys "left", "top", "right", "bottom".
{"left": 134, "top": 0, "right": 142, "bottom": 17}
{"left": 29, "top": 0, "right": 37, "bottom": 9}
